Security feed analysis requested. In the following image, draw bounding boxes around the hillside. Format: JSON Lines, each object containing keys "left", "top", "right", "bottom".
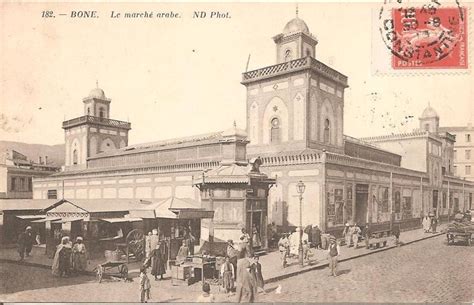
{"left": 0, "top": 141, "right": 64, "bottom": 166}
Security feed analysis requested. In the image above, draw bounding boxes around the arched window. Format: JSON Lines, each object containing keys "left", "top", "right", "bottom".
{"left": 324, "top": 119, "right": 330, "bottom": 144}
{"left": 99, "top": 107, "right": 105, "bottom": 119}
{"left": 284, "top": 49, "right": 292, "bottom": 62}
{"left": 72, "top": 149, "right": 78, "bottom": 165}
{"left": 270, "top": 118, "right": 281, "bottom": 144}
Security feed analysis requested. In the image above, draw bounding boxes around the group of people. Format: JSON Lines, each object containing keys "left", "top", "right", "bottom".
{"left": 342, "top": 223, "right": 363, "bottom": 248}
{"left": 51, "top": 236, "right": 88, "bottom": 277}
{"left": 422, "top": 215, "right": 439, "bottom": 233}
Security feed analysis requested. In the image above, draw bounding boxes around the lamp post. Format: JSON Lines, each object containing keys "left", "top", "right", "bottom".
{"left": 296, "top": 180, "right": 306, "bottom": 267}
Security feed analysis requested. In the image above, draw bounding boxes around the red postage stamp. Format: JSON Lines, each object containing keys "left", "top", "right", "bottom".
{"left": 378, "top": 1, "right": 468, "bottom": 70}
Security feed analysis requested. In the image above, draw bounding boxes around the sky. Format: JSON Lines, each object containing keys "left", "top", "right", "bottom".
{"left": 1, "top": 1, "right": 473, "bottom": 146}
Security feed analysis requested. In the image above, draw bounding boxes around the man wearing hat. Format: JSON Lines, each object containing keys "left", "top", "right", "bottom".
{"left": 17, "top": 226, "right": 34, "bottom": 261}
{"left": 227, "top": 240, "right": 239, "bottom": 278}
{"left": 327, "top": 236, "right": 340, "bottom": 277}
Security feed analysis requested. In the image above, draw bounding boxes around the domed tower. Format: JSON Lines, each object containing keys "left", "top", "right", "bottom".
{"left": 242, "top": 11, "right": 348, "bottom": 155}
{"left": 62, "top": 84, "right": 131, "bottom": 170}
{"left": 419, "top": 104, "right": 439, "bottom": 134}
{"left": 272, "top": 10, "right": 318, "bottom": 63}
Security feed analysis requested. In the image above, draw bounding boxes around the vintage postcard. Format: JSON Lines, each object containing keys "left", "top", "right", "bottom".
{"left": 0, "top": 1, "right": 473, "bottom": 304}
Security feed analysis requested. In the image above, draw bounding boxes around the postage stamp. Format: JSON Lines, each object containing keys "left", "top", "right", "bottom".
{"left": 374, "top": 0, "right": 470, "bottom": 73}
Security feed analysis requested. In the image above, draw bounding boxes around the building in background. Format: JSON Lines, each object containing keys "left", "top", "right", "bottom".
{"left": 0, "top": 149, "right": 60, "bottom": 199}
{"left": 439, "top": 124, "right": 474, "bottom": 182}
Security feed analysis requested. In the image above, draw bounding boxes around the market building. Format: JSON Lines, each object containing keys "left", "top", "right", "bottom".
{"left": 31, "top": 14, "right": 474, "bottom": 242}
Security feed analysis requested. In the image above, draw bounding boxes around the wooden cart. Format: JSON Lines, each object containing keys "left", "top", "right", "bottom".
{"left": 95, "top": 260, "right": 129, "bottom": 283}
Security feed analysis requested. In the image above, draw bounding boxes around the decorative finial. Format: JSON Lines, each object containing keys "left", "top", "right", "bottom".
{"left": 296, "top": 3, "right": 299, "bottom": 17}
{"left": 96, "top": 80, "right": 99, "bottom": 88}
{"left": 233, "top": 120, "right": 237, "bottom": 128}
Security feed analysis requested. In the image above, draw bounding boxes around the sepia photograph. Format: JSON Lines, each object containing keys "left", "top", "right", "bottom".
{"left": 0, "top": 1, "right": 473, "bottom": 303}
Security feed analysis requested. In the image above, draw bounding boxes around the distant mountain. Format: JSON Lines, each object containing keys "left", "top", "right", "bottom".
{"left": 0, "top": 141, "right": 64, "bottom": 166}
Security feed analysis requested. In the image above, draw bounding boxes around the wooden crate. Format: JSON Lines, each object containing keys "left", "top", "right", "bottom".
{"left": 171, "top": 265, "right": 192, "bottom": 280}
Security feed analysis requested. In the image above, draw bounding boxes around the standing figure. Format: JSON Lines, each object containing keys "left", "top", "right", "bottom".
{"left": 147, "top": 243, "right": 166, "bottom": 280}
{"left": 362, "top": 224, "right": 371, "bottom": 249}
{"left": 431, "top": 216, "right": 438, "bottom": 233}
{"left": 252, "top": 224, "right": 261, "bottom": 248}
{"left": 327, "top": 236, "right": 340, "bottom": 277}
{"left": 185, "top": 228, "right": 196, "bottom": 255}
{"left": 17, "top": 226, "right": 33, "bottom": 261}
{"left": 149, "top": 229, "right": 159, "bottom": 253}
{"left": 392, "top": 223, "right": 400, "bottom": 246}
{"left": 422, "top": 216, "right": 429, "bottom": 233}
{"left": 220, "top": 256, "right": 235, "bottom": 294}
{"left": 72, "top": 236, "right": 87, "bottom": 272}
{"left": 145, "top": 232, "right": 152, "bottom": 258}
{"left": 250, "top": 255, "right": 264, "bottom": 293}
{"left": 239, "top": 228, "right": 251, "bottom": 255}
{"left": 351, "top": 223, "right": 361, "bottom": 248}
{"left": 277, "top": 233, "right": 290, "bottom": 268}
{"left": 52, "top": 236, "right": 72, "bottom": 277}
{"left": 311, "top": 225, "right": 322, "bottom": 249}
{"left": 176, "top": 239, "right": 190, "bottom": 265}
{"left": 139, "top": 266, "right": 151, "bottom": 303}
{"left": 226, "top": 240, "right": 239, "bottom": 279}
{"left": 236, "top": 260, "right": 257, "bottom": 303}
{"left": 343, "top": 223, "right": 351, "bottom": 247}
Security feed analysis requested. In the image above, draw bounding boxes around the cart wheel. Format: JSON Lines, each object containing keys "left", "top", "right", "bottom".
{"left": 96, "top": 265, "right": 103, "bottom": 283}
{"left": 119, "top": 264, "right": 129, "bottom": 279}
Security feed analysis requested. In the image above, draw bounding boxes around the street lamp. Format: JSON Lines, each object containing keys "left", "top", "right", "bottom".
{"left": 296, "top": 180, "right": 306, "bottom": 267}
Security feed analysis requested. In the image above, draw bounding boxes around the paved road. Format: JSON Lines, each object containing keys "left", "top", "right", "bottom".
{"left": 1, "top": 235, "right": 473, "bottom": 303}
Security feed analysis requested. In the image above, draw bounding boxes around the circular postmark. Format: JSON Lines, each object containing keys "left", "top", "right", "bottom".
{"left": 378, "top": 0, "right": 466, "bottom": 68}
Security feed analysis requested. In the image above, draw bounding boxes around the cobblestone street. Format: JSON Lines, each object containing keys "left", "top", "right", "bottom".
{"left": 1, "top": 235, "right": 473, "bottom": 303}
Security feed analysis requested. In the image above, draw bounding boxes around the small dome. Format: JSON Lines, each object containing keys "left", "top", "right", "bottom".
{"left": 88, "top": 88, "right": 106, "bottom": 99}
{"left": 421, "top": 105, "right": 438, "bottom": 118}
{"left": 283, "top": 17, "right": 310, "bottom": 35}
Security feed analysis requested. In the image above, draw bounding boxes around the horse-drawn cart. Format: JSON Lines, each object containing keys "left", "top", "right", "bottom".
{"left": 446, "top": 219, "right": 474, "bottom": 246}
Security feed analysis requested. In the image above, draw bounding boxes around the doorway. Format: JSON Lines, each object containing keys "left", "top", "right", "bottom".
{"left": 355, "top": 184, "right": 369, "bottom": 225}
{"left": 247, "top": 210, "right": 265, "bottom": 249}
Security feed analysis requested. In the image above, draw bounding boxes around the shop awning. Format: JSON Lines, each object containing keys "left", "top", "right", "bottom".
{"left": 51, "top": 217, "right": 83, "bottom": 223}
{"left": 100, "top": 217, "right": 142, "bottom": 223}
{"left": 129, "top": 197, "right": 214, "bottom": 220}
{"left": 31, "top": 218, "right": 60, "bottom": 223}
{"left": 16, "top": 215, "right": 45, "bottom": 220}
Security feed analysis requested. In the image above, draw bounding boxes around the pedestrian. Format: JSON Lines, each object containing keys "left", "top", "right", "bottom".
{"left": 139, "top": 266, "right": 151, "bottom": 303}
{"left": 327, "top": 236, "right": 340, "bottom": 277}
{"left": 236, "top": 261, "right": 257, "bottom": 303}
{"left": 239, "top": 228, "right": 251, "bottom": 255}
{"left": 226, "top": 240, "right": 239, "bottom": 279}
{"left": 252, "top": 224, "right": 261, "bottom": 248}
{"left": 362, "top": 224, "right": 371, "bottom": 249}
{"left": 220, "top": 256, "right": 235, "bottom": 294}
{"left": 176, "top": 239, "right": 189, "bottom": 265}
{"left": 52, "top": 236, "right": 72, "bottom": 277}
{"left": 146, "top": 243, "right": 166, "bottom": 280}
{"left": 302, "top": 240, "right": 311, "bottom": 262}
{"left": 422, "top": 216, "right": 430, "bottom": 233}
{"left": 392, "top": 223, "right": 400, "bottom": 246}
{"left": 17, "top": 226, "right": 33, "bottom": 261}
{"left": 343, "top": 223, "right": 351, "bottom": 247}
{"left": 351, "top": 223, "right": 361, "bottom": 248}
{"left": 431, "top": 216, "right": 438, "bottom": 233}
{"left": 185, "top": 228, "right": 196, "bottom": 255}
{"left": 251, "top": 255, "right": 264, "bottom": 293}
{"left": 197, "top": 282, "right": 215, "bottom": 302}
{"left": 72, "top": 236, "right": 87, "bottom": 272}
{"left": 149, "top": 229, "right": 159, "bottom": 253}
{"left": 277, "top": 233, "right": 290, "bottom": 268}
{"left": 35, "top": 232, "right": 41, "bottom": 245}
{"left": 145, "top": 232, "right": 152, "bottom": 258}
{"left": 311, "top": 224, "right": 322, "bottom": 249}
{"left": 304, "top": 224, "right": 313, "bottom": 246}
